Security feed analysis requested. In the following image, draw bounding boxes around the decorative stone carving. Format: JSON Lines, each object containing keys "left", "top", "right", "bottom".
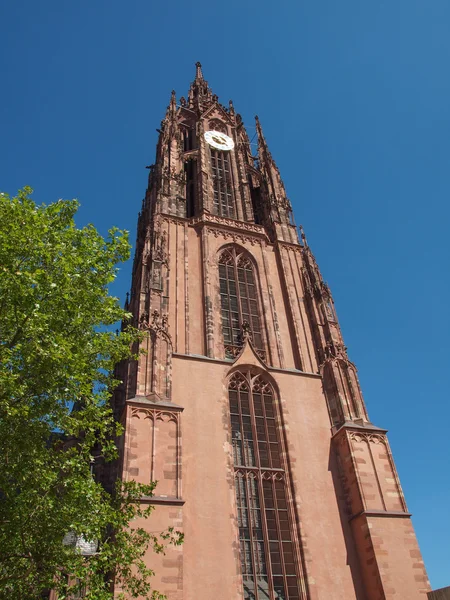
{"left": 224, "top": 344, "right": 241, "bottom": 359}
{"left": 348, "top": 431, "right": 387, "bottom": 446}
{"left": 143, "top": 222, "right": 170, "bottom": 292}
{"left": 324, "top": 340, "right": 348, "bottom": 360}
{"left": 208, "top": 118, "right": 227, "bottom": 133}
{"left": 160, "top": 215, "right": 185, "bottom": 226}
{"left": 138, "top": 308, "right": 173, "bottom": 400}
{"left": 130, "top": 406, "right": 180, "bottom": 424}
{"left": 162, "top": 165, "right": 186, "bottom": 186}
{"left": 144, "top": 309, "right": 170, "bottom": 336}
{"left": 273, "top": 195, "right": 292, "bottom": 211}
{"left": 191, "top": 212, "right": 266, "bottom": 235}
{"left": 205, "top": 226, "right": 260, "bottom": 246}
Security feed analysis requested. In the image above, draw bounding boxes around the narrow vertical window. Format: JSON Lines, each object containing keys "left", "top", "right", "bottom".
{"left": 249, "top": 176, "right": 262, "bottom": 225}
{"left": 219, "top": 248, "right": 264, "bottom": 360}
{"left": 211, "top": 149, "right": 235, "bottom": 218}
{"left": 183, "top": 125, "right": 195, "bottom": 151}
{"left": 185, "top": 159, "right": 197, "bottom": 218}
{"left": 229, "top": 372, "right": 301, "bottom": 600}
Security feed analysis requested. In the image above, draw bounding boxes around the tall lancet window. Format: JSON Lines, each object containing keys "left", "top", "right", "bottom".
{"left": 211, "top": 149, "right": 235, "bottom": 218}
{"left": 218, "top": 248, "right": 264, "bottom": 360}
{"left": 229, "top": 372, "right": 302, "bottom": 600}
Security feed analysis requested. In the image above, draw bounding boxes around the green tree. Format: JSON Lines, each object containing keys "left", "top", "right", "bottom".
{"left": 0, "top": 188, "right": 181, "bottom": 599}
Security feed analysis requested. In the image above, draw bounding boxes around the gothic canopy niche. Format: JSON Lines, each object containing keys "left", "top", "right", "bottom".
{"left": 139, "top": 309, "right": 173, "bottom": 401}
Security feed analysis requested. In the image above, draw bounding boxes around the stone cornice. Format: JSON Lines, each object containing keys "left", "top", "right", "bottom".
{"left": 157, "top": 212, "right": 271, "bottom": 243}
{"left": 276, "top": 239, "right": 303, "bottom": 253}
{"left": 126, "top": 395, "right": 184, "bottom": 411}
{"left": 140, "top": 496, "right": 185, "bottom": 506}
{"left": 349, "top": 509, "right": 411, "bottom": 522}
{"left": 190, "top": 213, "right": 269, "bottom": 241}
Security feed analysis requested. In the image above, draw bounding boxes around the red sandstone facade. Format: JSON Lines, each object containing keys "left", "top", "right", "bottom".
{"left": 112, "top": 63, "right": 430, "bottom": 599}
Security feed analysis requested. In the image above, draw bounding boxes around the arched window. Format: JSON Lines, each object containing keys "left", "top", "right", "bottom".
{"left": 218, "top": 248, "right": 264, "bottom": 360}
{"left": 229, "top": 372, "right": 301, "bottom": 600}
{"left": 211, "top": 149, "right": 235, "bottom": 218}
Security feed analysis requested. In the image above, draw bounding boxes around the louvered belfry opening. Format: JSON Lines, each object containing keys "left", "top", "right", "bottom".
{"left": 218, "top": 248, "right": 265, "bottom": 360}
{"left": 211, "top": 149, "right": 235, "bottom": 218}
{"left": 229, "top": 372, "right": 301, "bottom": 600}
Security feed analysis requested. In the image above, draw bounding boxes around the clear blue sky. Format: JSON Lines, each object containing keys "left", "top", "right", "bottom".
{"left": 1, "top": 0, "right": 449, "bottom": 589}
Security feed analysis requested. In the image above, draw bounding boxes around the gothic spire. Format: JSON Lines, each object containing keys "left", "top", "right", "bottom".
{"left": 170, "top": 89, "right": 177, "bottom": 113}
{"left": 188, "top": 61, "right": 213, "bottom": 109}
{"left": 255, "top": 115, "right": 270, "bottom": 158}
{"left": 195, "top": 61, "right": 204, "bottom": 81}
{"left": 299, "top": 224, "right": 308, "bottom": 248}
{"left": 255, "top": 115, "right": 287, "bottom": 204}
{"left": 162, "top": 89, "right": 177, "bottom": 123}
{"left": 159, "top": 89, "right": 179, "bottom": 143}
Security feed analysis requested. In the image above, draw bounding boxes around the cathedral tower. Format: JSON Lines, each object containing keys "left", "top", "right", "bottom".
{"left": 112, "top": 64, "right": 430, "bottom": 599}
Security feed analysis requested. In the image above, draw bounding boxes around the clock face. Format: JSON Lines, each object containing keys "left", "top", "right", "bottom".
{"left": 204, "top": 130, "right": 235, "bottom": 151}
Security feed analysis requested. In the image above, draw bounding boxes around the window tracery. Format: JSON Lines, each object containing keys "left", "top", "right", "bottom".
{"left": 228, "top": 371, "right": 301, "bottom": 600}
{"left": 218, "top": 248, "right": 265, "bottom": 360}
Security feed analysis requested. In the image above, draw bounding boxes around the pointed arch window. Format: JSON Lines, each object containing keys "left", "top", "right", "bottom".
{"left": 211, "top": 149, "right": 235, "bottom": 218}
{"left": 219, "top": 248, "right": 264, "bottom": 360}
{"left": 229, "top": 372, "right": 302, "bottom": 600}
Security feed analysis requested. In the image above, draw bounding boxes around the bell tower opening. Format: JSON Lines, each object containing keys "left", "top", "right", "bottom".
{"left": 211, "top": 149, "right": 235, "bottom": 218}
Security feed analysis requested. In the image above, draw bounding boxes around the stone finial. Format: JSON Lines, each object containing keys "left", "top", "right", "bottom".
{"left": 195, "top": 61, "right": 204, "bottom": 81}
{"left": 299, "top": 224, "right": 308, "bottom": 247}
{"left": 255, "top": 115, "right": 269, "bottom": 155}
{"left": 166, "top": 89, "right": 177, "bottom": 119}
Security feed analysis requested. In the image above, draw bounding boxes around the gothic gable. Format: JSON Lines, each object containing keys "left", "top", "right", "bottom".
{"left": 232, "top": 337, "right": 268, "bottom": 369}
{"left": 201, "top": 102, "right": 233, "bottom": 126}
